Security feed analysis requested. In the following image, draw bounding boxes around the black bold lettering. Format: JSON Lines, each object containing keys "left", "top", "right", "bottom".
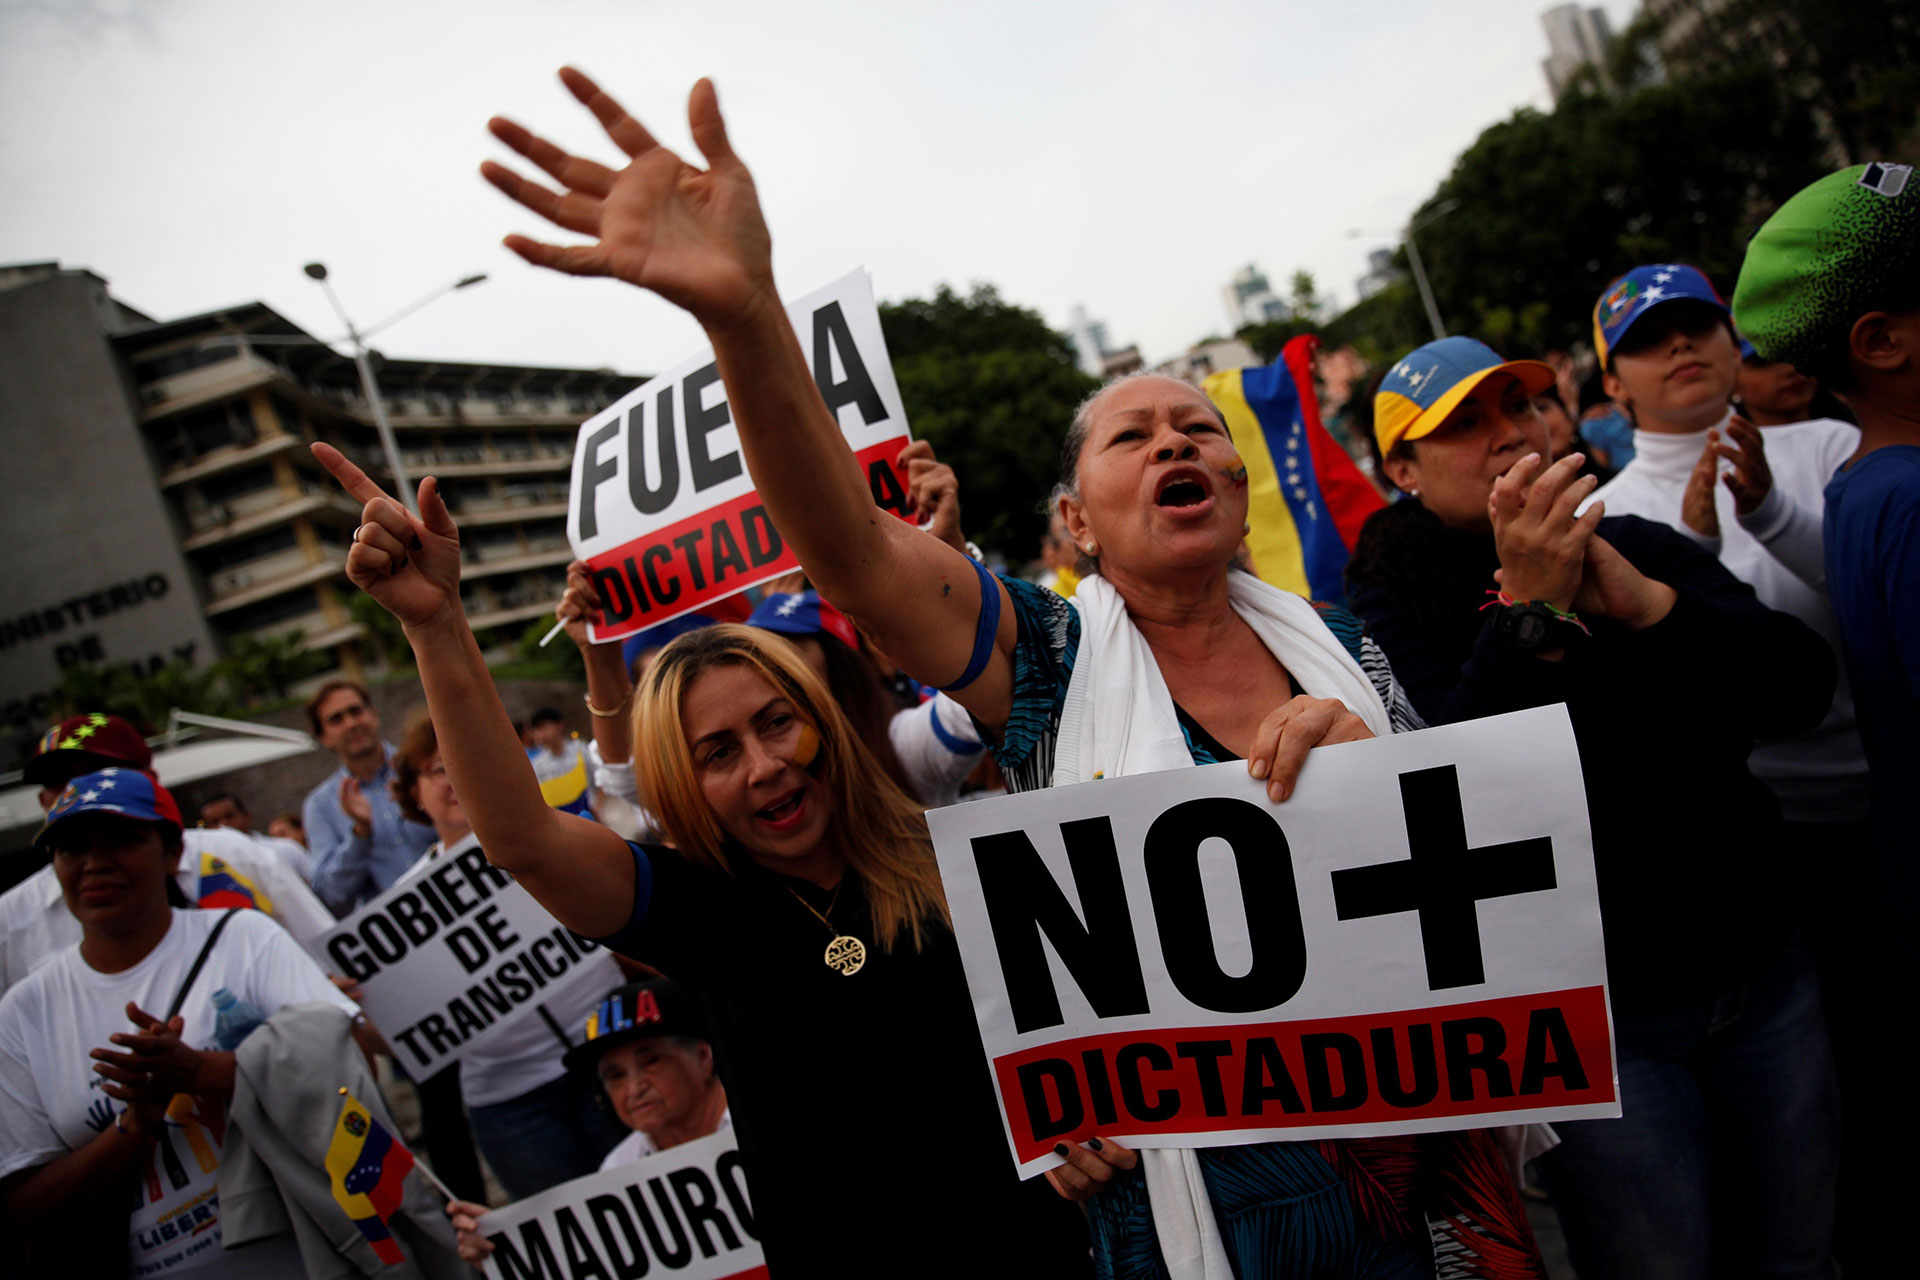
{"left": 626, "top": 388, "right": 679, "bottom": 516}
{"left": 392, "top": 1025, "right": 433, "bottom": 1070}
{"left": 621, "top": 556, "right": 652, "bottom": 617}
{"left": 144, "top": 574, "right": 168, "bottom": 599}
{"left": 417, "top": 1013, "right": 460, "bottom": 1056}
{"left": 1116, "top": 1043, "right": 1180, "bottom": 1121}
{"left": 708, "top": 519, "right": 748, "bottom": 584}
{"left": 593, "top": 567, "right": 635, "bottom": 623}
{"left": 1143, "top": 797, "right": 1307, "bottom": 1013}
{"left": 498, "top": 961, "right": 535, "bottom": 1002}
{"left": 1301, "top": 1032, "right": 1368, "bottom": 1111}
{"left": 668, "top": 1168, "right": 741, "bottom": 1256}
{"left": 388, "top": 892, "right": 439, "bottom": 946}
{"left": 740, "top": 506, "right": 783, "bottom": 567}
{"left": 430, "top": 862, "right": 480, "bottom": 914}
{"left": 716, "top": 1150, "right": 756, "bottom": 1238}
{"left": 447, "top": 996, "right": 487, "bottom": 1040}
{"left": 477, "top": 903, "right": 520, "bottom": 953}
{"left": 585, "top": 1194, "right": 648, "bottom": 1280}
{"left": 671, "top": 529, "right": 707, "bottom": 590}
{"left": 1371, "top": 1024, "right": 1440, "bottom": 1108}
{"left": 465, "top": 978, "right": 513, "bottom": 1021}
{"left": 631, "top": 1179, "right": 692, "bottom": 1267}
{"left": 413, "top": 874, "right": 457, "bottom": 926}
{"left": 444, "top": 924, "right": 492, "bottom": 975}
{"left": 1175, "top": 1041, "right": 1233, "bottom": 1117}
{"left": 641, "top": 544, "right": 680, "bottom": 606}
{"left": 682, "top": 362, "right": 742, "bottom": 492}
{"left": 578, "top": 421, "right": 622, "bottom": 541}
{"left": 456, "top": 846, "right": 512, "bottom": 896}
{"left": 359, "top": 915, "right": 408, "bottom": 966}
{"left": 326, "top": 933, "right": 376, "bottom": 983}
{"left": 555, "top": 1205, "right": 613, "bottom": 1280}
{"left": 1015, "top": 1058, "right": 1084, "bottom": 1141}
{"left": 1241, "top": 1037, "right": 1305, "bottom": 1114}
{"left": 1442, "top": 1017, "right": 1515, "bottom": 1102}
{"left": 489, "top": 1223, "right": 564, "bottom": 1280}
{"left": 811, "top": 300, "right": 887, "bottom": 425}
{"left": 971, "top": 818, "right": 1149, "bottom": 1034}
{"left": 1520, "top": 1007, "right": 1589, "bottom": 1094}
{"left": 867, "top": 458, "right": 911, "bottom": 518}
{"left": 1081, "top": 1048, "right": 1120, "bottom": 1127}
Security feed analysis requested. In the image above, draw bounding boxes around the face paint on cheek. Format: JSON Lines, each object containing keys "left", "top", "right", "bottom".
{"left": 791, "top": 722, "right": 825, "bottom": 775}
{"left": 1220, "top": 452, "right": 1249, "bottom": 488}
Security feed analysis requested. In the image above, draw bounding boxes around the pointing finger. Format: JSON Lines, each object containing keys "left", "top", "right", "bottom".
{"left": 312, "top": 442, "right": 393, "bottom": 507}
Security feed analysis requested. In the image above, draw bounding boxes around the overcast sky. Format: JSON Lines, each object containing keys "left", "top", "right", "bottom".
{"left": 0, "top": 0, "right": 1634, "bottom": 373}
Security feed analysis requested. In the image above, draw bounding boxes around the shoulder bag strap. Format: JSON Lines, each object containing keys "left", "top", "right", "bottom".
{"left": 165, "top": 908, "right": 242, "bottom": 1021}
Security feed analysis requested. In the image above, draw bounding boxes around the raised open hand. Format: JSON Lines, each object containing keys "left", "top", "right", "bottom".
{"left": 483, "top": 69, "right": 775, "bottom": 334}
{"left": 312, "top": 442, "right": 463, "bottom": 630}
{"left": 1487, "top": 452, "right": 1603, "bottom": 610}
{"left": 1716, "top": 415, "right": 1773, "bottom": 516}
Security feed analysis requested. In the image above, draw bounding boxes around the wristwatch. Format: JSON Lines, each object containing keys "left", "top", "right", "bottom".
{"left": 1491, "top": 600, "right": 1564, "bottom": 652}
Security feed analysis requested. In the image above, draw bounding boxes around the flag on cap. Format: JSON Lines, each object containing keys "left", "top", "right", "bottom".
{"left": 1204, "top": 335, "right": 1385, "bottom": 605}
{"left": 35, "top": 768, "right": 183, "bottom": 851}
{"left": 1591, "top": 263, "right": 1728, "bottom": 367}
{"left": 326, "top": 1090, "right": 415, "bottom": 1266}
{"left": 196, "top": 853, "right": 274, "bottom": 913}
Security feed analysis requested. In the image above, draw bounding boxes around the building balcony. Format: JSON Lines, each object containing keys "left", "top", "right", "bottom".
{"left": 157, "top": 431, "right": 304, "bottom": 488}
{"left": 202, "top": 555, "right": 344, "bottom": 615}
{"left": 139, "top": 351, "right": 286, "bottom": 420}
{"left": 461, "top": 544, "right": 572, "bottom": 580}
{"left": 454, "top": 499, "right": 570, "bottom": 527}
{"left": 179, "top": 491, "right": 360, "bottom": 550}
{"left": 466, "top": 599, "right": 559, "bottom": 632}
{"left": 220, "top": 608, "right": 365, "bottom": 653}
{"left": 397, "top": 447, "right": 573, "bottom": 477}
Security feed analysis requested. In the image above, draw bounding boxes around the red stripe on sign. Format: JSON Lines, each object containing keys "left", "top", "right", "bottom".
{"left": 994, "top": 986, "right": 1613, "bottom": 1163}
{"left": 585, "top": 437, "right": 912, "bottom": 640}
{"left": 723, "top": 1270, "right": 771, "bottom": 1280}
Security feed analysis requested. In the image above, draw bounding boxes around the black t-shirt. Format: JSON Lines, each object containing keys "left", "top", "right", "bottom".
{"left": 597, "top": 843, "right": 1090, "bottom": 1276}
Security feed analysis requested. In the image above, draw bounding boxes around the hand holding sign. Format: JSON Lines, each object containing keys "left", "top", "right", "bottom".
{"left": 484, "top": 68, "right": 776, "bottom": 336}
{"left": 312, "top": 442, "right": 464, "bottom": 631}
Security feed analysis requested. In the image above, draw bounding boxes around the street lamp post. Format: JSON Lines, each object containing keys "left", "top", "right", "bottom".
{"left": 1403, "top": 199, "right": 1460, "bottom": 343}
{"left": 303, "top": 263, "right": 487, "bottom": 513}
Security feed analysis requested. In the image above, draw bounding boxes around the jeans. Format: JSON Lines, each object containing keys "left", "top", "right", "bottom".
{"left": 1536, "top": 939, "right": 1839, "bottom": 1280}
{"left": 467, "top": 1073, "right": 627, "bottom": 1201}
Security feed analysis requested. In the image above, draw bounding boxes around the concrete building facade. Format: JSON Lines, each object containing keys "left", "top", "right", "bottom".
{"left": 0, "top": 262, "right": 641, "bottom": 771}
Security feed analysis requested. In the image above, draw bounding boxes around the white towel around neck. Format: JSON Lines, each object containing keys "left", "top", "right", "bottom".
{"left": 1052, "top": 571, "right": 1390, "bottom": 1280}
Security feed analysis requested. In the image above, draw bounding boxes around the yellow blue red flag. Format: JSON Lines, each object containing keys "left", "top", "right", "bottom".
{"left": 326, "top": 1089, "right": 415, "bottom": 1266}
{"left": 197, "top": 853, "right": 273, "bottom": 914}
{"left": 1204, "top": 335, "right": 1385, "bottom": 605}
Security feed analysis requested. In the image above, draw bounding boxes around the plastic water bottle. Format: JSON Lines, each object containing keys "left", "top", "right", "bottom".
{"left": 210, "top": 987, "right": 268, "bottom": 1051}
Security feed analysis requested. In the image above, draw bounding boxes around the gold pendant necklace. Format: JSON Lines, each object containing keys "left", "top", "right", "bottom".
{"left": 786, "top": 879, "right": 866, "bottom": 976}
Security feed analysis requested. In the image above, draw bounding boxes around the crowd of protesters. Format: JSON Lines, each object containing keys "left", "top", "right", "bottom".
{"left": 0, "top": 64, "right": 1911, "bottom": 1280}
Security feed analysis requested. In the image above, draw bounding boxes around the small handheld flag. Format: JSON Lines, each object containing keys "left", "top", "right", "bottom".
{"left": 197, "top": 853, "right": 273, "bottom": 913}
{"left": 326, "top": 1087, "right": 424, "bottom": 1266}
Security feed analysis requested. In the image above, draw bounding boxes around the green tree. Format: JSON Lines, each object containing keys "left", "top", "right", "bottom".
{"left": 1288, "top": 271, "right": 1323, "bottom": 324}
{"left": 349, "top": 591, "right": 410, "bottom": 669}
{"left": 1234, "top": 317, "right": 1318, "bottom": 364}
{"left": 879, "top": 284, "right": 1097, "bottom": 556}
{"left": 52, "top": 658, "right": 232, "bottom": 733}
{"left": 220, "top": 631, "right": 329, "bottom": 703}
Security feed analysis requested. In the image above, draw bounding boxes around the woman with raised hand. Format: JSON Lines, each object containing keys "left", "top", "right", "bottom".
{"left": 473, "top": 67, "right": 1542, "bottom": 1277}
{"left": 308, "top": 442, "right": 1093, "bottom": 1273}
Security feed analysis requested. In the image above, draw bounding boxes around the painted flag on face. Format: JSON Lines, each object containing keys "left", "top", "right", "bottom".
{"left": 1204, "top": 335, "right": 1385, "bottom": 605}
{"left": 325, "top": 1090, "right": 415, "bottom": 1266}
{"left": 197, "top": 853, "right": 273, "bottom": 914}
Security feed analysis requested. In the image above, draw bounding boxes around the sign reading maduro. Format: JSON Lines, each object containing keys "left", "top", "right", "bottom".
{"left": 569, "top": 270, "right": 914, "bottom": 640}
{"left": 927, "top": 706, "right": 1618, "bottom": 1178}
{"left": 483, "top": 1131, "right": 762, "bottom": 1280}
{"left": 316, "top": 845, "right": 607, "bottom": 1079}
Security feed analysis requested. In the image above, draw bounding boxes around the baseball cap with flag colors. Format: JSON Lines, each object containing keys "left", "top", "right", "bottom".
{"left": 1591, "top": 264, "right": 1729, "bottom": 368}
{"left": 1733, "top": 163, "right": 1920, "bottom": 372}
{"left": 24, "top": 712, "right": 153, "bottom": 786}
{"left": 35, "top": 768, "right": 183, "bottom": 851}
{"left": 1373, "top": 337, "right": 1557, "bottom": 455}
{"left": 747, "top": 590, "right": 859, "bottom": 651}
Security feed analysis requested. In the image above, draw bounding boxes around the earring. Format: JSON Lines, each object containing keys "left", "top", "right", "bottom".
{"left": 1242, "top": 520, "right": 1252, "bottom": 535}
{"left": 1409, "top": 488, "right": 1421, "bottom": 498}
{"left": 1083, "top": 541, "right": 1098, "bottom": 557}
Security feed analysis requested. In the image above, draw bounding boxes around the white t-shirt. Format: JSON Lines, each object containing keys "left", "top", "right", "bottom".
{"left": 598, "top": 1108, "right": 732, "bottom": 1172}
{"left": 0, "top": 827, "right": 336, "bottom": 996}
{"left": 0, "top": 908, "right": 357, "bottom": 1277}
{"left": 889, "top": 694, "right": 986, "bottom": 808}
{"left": 396, "top": 834, "right": 621, "bottom": 1109}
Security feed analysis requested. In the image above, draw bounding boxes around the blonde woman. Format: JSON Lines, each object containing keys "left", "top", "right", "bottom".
{"left": 310, "top": 441, "right": 1089, "bottom": 1277}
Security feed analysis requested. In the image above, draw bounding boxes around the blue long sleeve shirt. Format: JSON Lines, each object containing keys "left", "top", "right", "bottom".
{"left": 302, "top": 746, "right": 438, "bottom": 916}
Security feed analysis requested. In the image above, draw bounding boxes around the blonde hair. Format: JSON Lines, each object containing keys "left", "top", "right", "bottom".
{"left": 629, "top": 624, "right": 949, "bottom": 953}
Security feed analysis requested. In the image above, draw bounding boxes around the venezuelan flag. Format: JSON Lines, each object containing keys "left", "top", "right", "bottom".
{"left": 326, "top": 1090, "right": 414, "bottom": 1266}
{"left": 197, "top": 853, "right": 273, "bottom": 914}
{"left": 1204, "top": 335, "right": 1384, "bottom": 605}
{"left": 537, "top": 746, "right": 595, "bottom": 818}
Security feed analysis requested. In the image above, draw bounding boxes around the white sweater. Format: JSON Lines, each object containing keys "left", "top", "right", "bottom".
{"left": 1581, "top": 412, "right": 1866, "bottom": 821}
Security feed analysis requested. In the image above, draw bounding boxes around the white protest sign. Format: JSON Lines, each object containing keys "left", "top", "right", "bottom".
{"left": 568, "top": 269, "right": 914, "bottom": 640}
{"left": 316, "top": 844, "right": 610, "bottom": 1079}
{"left": 483, "top": 1130, "right": 764, "bottom": 1280}
{"left": 928, "top": 705, "right": 1619, "bottom": 1179}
